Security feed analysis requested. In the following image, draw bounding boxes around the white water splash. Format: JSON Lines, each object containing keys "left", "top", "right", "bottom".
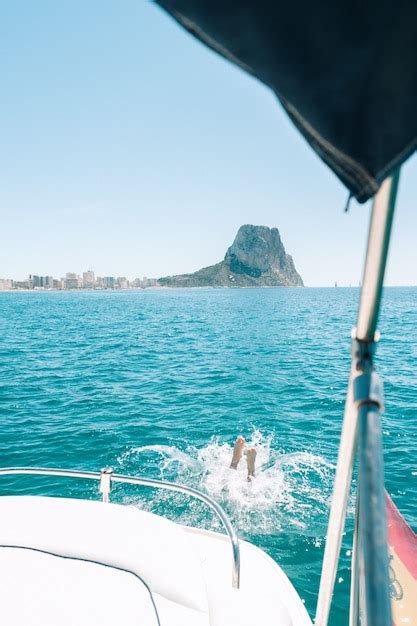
{"left": 116, "top": 430, "right": 334, "bottom": 536}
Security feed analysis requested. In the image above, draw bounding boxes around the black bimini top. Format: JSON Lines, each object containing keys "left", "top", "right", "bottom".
{"left": 155, "top": 1, "right": 417, "bottom": 202}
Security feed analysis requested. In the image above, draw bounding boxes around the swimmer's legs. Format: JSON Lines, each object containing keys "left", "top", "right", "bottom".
{"left": 246, "top": 447, "right": 257, "bottom": 481}
{"left": 230, "top": 436, "right": 245, "bottom": 469}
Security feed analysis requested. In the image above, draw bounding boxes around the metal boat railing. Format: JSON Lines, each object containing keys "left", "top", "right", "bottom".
{"left": 0, "top": 466, "right": 240, "bottom": 589}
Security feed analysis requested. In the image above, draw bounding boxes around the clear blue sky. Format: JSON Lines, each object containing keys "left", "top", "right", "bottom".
{"left": 1, "top": 1, "right": 416, "bottom": 286}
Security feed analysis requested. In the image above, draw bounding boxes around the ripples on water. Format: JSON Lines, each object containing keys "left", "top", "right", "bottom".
{"left": 0, "top": 287, "right": 416, "bottom": 624}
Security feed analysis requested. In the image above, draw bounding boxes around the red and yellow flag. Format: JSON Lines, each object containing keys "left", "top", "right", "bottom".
{"left": 386, "top": 493, "right": 417, "bottom": 625}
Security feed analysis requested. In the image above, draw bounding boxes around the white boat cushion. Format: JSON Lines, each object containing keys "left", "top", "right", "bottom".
{"left": 0, "top": 546, "right": 160, "bottom": 626}
{"left": 0, "top": 496, "right": 209, "bottom": 616}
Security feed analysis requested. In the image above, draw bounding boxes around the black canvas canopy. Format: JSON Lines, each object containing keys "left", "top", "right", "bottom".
{"left": 155, "top": 1, "right": 417, "bottom": 203}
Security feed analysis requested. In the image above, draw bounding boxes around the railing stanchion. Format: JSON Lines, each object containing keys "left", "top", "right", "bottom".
{"left": 99, "top": 467, "right": 113, "bottom": 503}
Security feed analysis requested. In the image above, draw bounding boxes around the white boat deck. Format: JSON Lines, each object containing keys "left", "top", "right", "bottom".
{"left": 0, "top": 496, "right": 312, "bottom": 626}
{"left": 186, "top": 526, "right": 312, "bottom": 626}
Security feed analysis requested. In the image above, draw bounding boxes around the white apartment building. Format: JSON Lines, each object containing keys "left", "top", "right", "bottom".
{"left": 82, "top": 270, "right": 95, "bottom": 289}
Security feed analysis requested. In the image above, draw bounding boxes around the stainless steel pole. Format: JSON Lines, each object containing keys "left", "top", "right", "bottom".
{"left": 315, "top": 170, "right": 400, "bottom": 626}
{"left": 348, "top": 499, "right": 360, "bottom": 626}
{"left": 356, "top": 172, "right": 400, "bottom": 340}
{"left": 357, "top": 403, "right": 391, "bottom": 626}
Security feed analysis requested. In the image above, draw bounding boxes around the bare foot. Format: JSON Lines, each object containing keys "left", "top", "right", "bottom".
{"left": 246, "top": 447, "right": 257, "bottom": 481}
{"left": 230, "top": 436, "right": 245, "bottom": 469}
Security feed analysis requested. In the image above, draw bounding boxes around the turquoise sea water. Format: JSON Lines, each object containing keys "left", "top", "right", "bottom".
{"left": 1, "top": 287, "right": 416, "bottom": 624}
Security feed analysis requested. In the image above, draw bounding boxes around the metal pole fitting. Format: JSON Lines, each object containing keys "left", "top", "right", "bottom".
{"left": 351, "top": 335, "right": 384, "bottom": 412}
{"left": 351, "top": 329, "right": 380, "bottom": 369}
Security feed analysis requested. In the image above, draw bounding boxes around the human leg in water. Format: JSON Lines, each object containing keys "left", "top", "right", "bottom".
{"left": 230, "top": 436, "right": 257, "bottom": 481}
{"left": 246, "top": 447, "right": 257, "bottom": 482}
{"left": 230, "top": 436, "right": 245, "bottom": 469}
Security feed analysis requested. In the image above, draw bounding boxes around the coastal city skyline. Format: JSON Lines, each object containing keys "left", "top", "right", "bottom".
{"left": 0, "top": 270, "right": 159, "bottom": 291}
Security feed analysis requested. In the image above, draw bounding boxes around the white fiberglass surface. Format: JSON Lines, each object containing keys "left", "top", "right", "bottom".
{"left": 0, "top": 495, "right": 312, "bottom": 625}
{"left": 186, "top": 527, "right": 312, "bottom": 626}
{"left": 0, "top": 546, "right": 159, "bottom": 626}
{"left": 0, "top": 496, "right": 208, "bottom": 613}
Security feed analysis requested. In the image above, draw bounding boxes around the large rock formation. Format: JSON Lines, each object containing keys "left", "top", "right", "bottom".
{"left": 158, "top": 225, "right": 304, "bottom": 287}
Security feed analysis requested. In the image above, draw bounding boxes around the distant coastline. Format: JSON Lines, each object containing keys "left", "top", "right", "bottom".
{"left": 2, "top": 285, "right": 416, "bottom": 293}
{"left": 1, "top": 224, "right": 305, "bottom": 293}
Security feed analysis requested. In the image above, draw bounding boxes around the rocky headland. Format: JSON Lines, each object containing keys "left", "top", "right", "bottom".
{"left": 158, "top": 225, "right": 303, "bottom": 288}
